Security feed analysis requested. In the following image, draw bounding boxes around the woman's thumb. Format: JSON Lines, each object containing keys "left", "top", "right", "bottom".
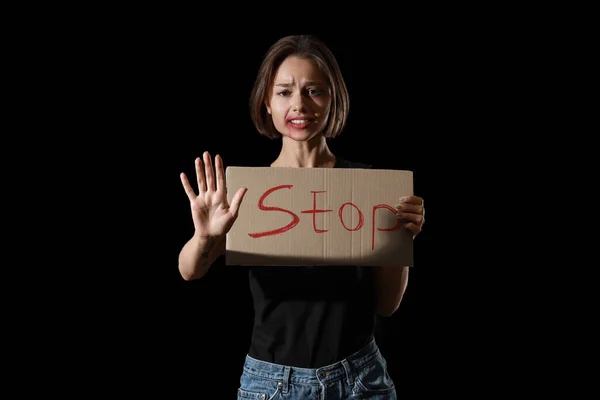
{"left": 229, "top": 187, "right": 248, "bottom": 218}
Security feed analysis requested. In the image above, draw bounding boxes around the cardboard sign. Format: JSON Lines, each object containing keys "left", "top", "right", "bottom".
{"left": 225, "top": 167, "right": 413, "bottom": 266}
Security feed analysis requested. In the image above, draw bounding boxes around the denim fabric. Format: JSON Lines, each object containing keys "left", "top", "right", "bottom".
{"left": 237, "top": 339, "right": 396, "bottom": 399}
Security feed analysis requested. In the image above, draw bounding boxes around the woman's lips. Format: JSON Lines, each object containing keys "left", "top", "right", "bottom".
{"left": 287, "top": 119, "right": 312, "bottom": 129}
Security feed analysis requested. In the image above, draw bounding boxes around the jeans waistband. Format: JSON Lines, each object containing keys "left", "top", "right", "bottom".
{"left": 242, "top": 338, "right": 381, "bottom": 393}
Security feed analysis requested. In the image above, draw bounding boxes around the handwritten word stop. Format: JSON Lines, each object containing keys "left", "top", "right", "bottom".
{"left": 247, "top": 185, "right": 402, "bottom": 251}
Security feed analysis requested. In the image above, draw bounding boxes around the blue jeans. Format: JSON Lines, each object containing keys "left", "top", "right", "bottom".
{"left": 237, "top": 338, "right": 396, "bottom": 399}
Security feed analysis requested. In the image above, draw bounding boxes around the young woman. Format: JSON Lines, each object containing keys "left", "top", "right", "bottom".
{"left": 178, "top": 34, "right": 425, "bottom": 400}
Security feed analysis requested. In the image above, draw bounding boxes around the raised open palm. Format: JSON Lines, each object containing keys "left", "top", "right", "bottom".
{"left": 180, "top": 152, "right": 247, "bottom": 239}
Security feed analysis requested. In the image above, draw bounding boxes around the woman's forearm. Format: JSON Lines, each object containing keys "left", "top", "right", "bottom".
{"left": 374, "top": 265, "right": 409, "bottom": 317}
{"left": 178, "top": 234, "right": 225, "bottom": 280}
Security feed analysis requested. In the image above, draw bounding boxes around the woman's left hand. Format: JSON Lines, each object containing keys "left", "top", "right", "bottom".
{"left": 395, "top": 195, "right": 425, "bottom": 238}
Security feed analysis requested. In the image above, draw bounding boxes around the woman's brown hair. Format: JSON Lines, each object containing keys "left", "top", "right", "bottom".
{"left": 249, "top": 35, "right": 350, "bottom": 139}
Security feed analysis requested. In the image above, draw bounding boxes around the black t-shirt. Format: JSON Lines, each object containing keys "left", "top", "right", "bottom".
{"left": 247, "top": 157, "right": 377, "bottom": 368}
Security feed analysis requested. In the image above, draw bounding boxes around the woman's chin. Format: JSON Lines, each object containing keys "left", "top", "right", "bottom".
{"left": 283, "top": 129, "right": 320, "bottom": 142}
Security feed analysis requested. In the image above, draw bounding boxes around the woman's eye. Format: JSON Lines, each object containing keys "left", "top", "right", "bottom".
{"left": 277, "top": 90, "right": 290, "bottom": 96}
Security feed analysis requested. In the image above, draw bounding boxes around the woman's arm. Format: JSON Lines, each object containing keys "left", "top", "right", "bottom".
{"left": 373, "top": 265, "right": 409, "bottom": 317}
{"left": 373, "top": 195, "right": 424, "bottom": 316}
{"left": 178, "top": 234, "right": 226, "bottom": 280}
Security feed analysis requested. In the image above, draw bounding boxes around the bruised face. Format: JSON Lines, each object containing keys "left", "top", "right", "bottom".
{"left": 266, "top": 55, "right": 331, "bottom": 141}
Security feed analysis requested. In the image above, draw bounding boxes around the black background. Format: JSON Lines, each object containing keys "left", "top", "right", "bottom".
{"left": 9, "top": 5, "right": 555, "bottom": 396}
{"left": 39, "top": 23, "right": 483, "bottom": 398}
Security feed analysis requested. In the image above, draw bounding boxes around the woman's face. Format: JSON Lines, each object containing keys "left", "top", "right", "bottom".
{"left": 266, "top": 55, "right": 331, "bottom": 142}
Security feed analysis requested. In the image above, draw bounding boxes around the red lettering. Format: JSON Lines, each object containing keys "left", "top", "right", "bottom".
{"left": 248, "top": 187, "right": 401, "bottom": 251}
{"left": 371, "top": 204, "right": 403, "bottom": 250}
{"left": 248, "top": 185, "right": 300, "bottom": 238}
{"left": 300, "top": 191, "right": 332, "bottom": 233}
{"left": 338, "top": 202, "right": 364, "bottom": 231}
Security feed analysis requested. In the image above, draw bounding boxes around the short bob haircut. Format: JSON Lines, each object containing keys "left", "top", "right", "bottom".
{"left": 249, "top": 35, "right": 350, "bottom": 139}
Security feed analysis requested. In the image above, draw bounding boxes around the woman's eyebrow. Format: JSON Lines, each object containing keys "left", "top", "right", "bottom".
{"left": 274, "top": 81, "right": 324, "bottom": 87}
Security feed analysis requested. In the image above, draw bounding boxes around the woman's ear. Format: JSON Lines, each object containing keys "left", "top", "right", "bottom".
{"left": 265, "top": 101, "right": 272, "bottom": 115}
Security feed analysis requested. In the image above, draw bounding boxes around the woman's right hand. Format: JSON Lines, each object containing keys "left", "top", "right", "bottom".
{"left": 180, "top": 152, "right": 247, "bottom": 240}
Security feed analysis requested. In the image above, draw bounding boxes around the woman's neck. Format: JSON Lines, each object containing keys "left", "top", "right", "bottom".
{"left": 271, "top": 135, "right": 336, "bottom": 168}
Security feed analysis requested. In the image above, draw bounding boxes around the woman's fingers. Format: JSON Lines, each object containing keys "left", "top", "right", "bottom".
{"left": 394, "top": 203, "right": 423, "bottom": 215}
{"left": 195, "top": 157, "right": 207, "bottom": 193}
{"left": 399, "top": 195, "right": 424, "bottom": 206}
{"left": 396, "top": 210, "right": 423, "bottom": 225}
{"left": 180, "top": 172, "right": 196, "bottom": 200}
{"left": 186, "top": 152, "right": 228, "bottom": 200}
{"left": 215, "top": 154, "right": 226, "bottom": 195}
{"left": 396, "top": 195, "right": 425, "bottom": 237}
{"left": 203, "top": 151, "right": 215, "bottom": 192}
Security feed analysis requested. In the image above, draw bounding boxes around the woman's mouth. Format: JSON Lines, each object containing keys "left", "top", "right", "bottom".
{"left": 287, "top": 119, "right": 312, "bottom": 129}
